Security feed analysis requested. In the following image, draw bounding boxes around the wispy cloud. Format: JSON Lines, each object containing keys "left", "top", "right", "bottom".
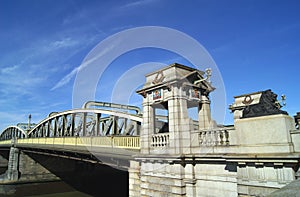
{"left": 0, "top": 35, "right": 101, "bottom": 127}
{"left": 0, "top": 65, "right": 19, "bottom": 74}
{"left": 0, "top": 63, "right": 45, "bottom": 95}
{"left": 120, "top": 0, "right": 158, "bottom": 9}
{"left": 48, "top": 37, "right": 79, "bottom": 50}
{"left": 0, "top": 33, "right": 101, "bottom": 92}
{"left": 50, "top": 67, "right": 79, "bottom": 91}
{"left": 51, "top": 42, "right": 117, "bottom": 90}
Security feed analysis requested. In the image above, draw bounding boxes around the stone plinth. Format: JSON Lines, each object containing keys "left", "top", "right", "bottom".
{"left": 235, "top": 114, "right": 295, "bottom": 154}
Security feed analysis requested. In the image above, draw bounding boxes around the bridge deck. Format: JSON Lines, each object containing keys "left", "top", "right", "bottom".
{"left": 0, "top": 136, "right": 139, "bottom": 157}
{"left": 0, "top": 136, "right": 140, "bottom": 169}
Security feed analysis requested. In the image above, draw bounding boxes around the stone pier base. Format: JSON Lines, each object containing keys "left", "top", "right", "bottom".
{"left": 0, "top": 147, "right": 59, "bottom": 184}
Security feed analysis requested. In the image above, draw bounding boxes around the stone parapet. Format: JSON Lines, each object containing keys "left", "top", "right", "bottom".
{"left": 234, "top": 114, "right": 295, "bottom": 154}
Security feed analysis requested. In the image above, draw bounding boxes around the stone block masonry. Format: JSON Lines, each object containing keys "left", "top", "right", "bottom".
{"left": 130, "top": 63, "right": 300, "bottom": 196}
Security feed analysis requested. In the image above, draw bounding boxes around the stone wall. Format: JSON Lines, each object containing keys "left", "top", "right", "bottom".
{"left": 18, "top": 150, "right": 59, "bottom": 183}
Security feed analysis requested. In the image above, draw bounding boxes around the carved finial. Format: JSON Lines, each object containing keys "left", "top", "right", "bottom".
{"left": 194, "top": 68, "right": 212, "bottom": 85}
{"left": 205, "top": 68, "right": 212, "bottom": 83}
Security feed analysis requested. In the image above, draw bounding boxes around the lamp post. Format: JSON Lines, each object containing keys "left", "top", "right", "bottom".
{"left": 28, "top": 114, "right": 31, "bottom": 132}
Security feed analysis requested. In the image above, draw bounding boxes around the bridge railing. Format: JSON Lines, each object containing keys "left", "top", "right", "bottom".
{"left": 197, "top": 126, "right": 235, "bottom": 147}
{"left": 151, "top": 133, "right": 170, "bottom": 147}
{"left": 12, "top": 136, "right": 140, "bottom": 150}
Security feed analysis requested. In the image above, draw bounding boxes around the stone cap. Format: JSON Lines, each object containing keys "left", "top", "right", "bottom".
{"left": 229, "top": 90, "right": 263, "bottom": 112}
{"left": 136, "top": 63, "right": 214, "bottom": 95}
{"left": 144, "top": 63, "right": 201, "bottom": 77}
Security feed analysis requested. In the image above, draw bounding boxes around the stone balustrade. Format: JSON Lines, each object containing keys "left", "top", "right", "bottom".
{"left": 198, "top": 127, "right": 233, "bottom": 146}
{"left": 151, "top": 133, "right": 170, "bottom": 147}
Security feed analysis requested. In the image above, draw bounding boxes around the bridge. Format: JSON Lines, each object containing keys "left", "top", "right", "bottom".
{"left": 0, "top": 63, "right": 300, "bottom": 197}
{"left": 0, "top": 101, "right": 143, "bottom": 164}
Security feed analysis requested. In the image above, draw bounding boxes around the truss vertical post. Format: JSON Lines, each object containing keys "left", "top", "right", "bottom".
{"left": 54, "top": 117, "right": 58, "bottom": 137}
{"left": 82, "top": 112, "right": 87, "bottom": 136}
{"left": 71, "top": 113, "right": 75, "bottom": 136}
{"left": 47, "top": 121, "right": 50, "bottom": 137}
{"left": 95, "top": 113, "right": 101, "bottom": 136}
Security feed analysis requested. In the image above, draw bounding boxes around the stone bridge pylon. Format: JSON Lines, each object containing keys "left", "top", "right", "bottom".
{"left": 129, "top": 63, "right": 300, "bottom": 197}
{"left": 136, "top": 63, "right": 215, "bottom": 155}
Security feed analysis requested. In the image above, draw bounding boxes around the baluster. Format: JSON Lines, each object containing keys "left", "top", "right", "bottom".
{"left": 207, "top": 131, "right": 211, "bottom": 146}
{"left": 159, "top": 136, "right": 162, "bottom": 147}
{"left": 151, "top": 136, "right": 153, "bottom": 146}
{"left": 213, "top": 130, "right": 218, "bottom": 145}
{"left": 225, "top": 130, "right": 229, "bottom": 145}
{"left": 167, "top": 134, "right": 170, "bottom": 146}
{"left": 199, "top": 132, "right": 204, "bottom": 145}
{"left": 219, "top": 130, "right": 224, "bottom": 145}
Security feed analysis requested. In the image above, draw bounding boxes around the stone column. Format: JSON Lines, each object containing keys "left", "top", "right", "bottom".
{"left": 140, "top": 95, "right": 154, "bottom": 154}
{"left": 198, "top": 95, "right": 212, "bottom": 130}
{"left": 167, "top": 85, "right": 191, "bottom": 154}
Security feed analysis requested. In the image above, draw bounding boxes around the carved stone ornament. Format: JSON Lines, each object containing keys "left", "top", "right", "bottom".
{"left": 242, "top": 89, "right": 288, "bottom": 118}
{"left": 242, "top": 95, "right": 254, "bottom": 105}
{"left": 152, "top": 71, "right": 165, "bottom": 84}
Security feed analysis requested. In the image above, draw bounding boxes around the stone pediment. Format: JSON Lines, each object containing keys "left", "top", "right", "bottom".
{"left": 180, "top": 70, "right": 215, "bottom": 95}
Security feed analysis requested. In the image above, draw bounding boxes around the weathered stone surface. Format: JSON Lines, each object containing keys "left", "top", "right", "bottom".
{"left": 234, "top": 114, "right": 295, "bottom": 154}
{"left": 130, "top": 64, "right": 300, "bottom": 197}
{"left": 267, "top": 179, "right": 300, "bottom": 197}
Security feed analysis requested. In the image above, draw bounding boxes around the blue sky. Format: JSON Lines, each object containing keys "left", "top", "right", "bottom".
{"left": 0, "top": 0, "right": 299, "bottom": 131}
